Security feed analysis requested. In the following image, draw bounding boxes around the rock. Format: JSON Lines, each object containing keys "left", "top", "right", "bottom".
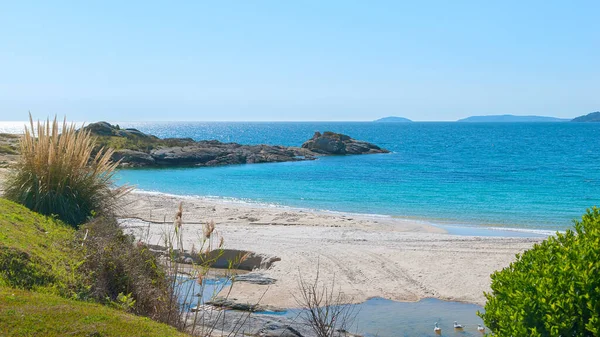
{"left": 258, "top": 323, "right": 304, "bottom": 337}
{"left": 202, "top": 249, "right": 281, "bottom": 271}
{"left": 83, "top": 122, "right": 388, "bottom": 168}
{"left": 85, "top": 121, "right": 115, "bottom": 136}
{"left": 111, "top": 149, "right": 156, "bottom": 166}
{"left": 234, "top": 272, "right": 277, "bottom": 285}
{"left": 301, "top": 131, "right": 389, "bottom": 155}
{"left": 84, "top": 122, "right": 158, "bottom": 139}
{"left": 206, "top": 297, "right": 259, "bottom": 312}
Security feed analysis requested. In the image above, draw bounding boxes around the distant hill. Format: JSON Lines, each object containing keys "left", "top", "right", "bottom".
{"left": 374, "top": 116, "right": 412, "bottom": 123}
{"left": 457, "top": 115, "right": 569, "bottom": 123}
{"left": 571, "top": 111, "right": 600, "bottom": 122}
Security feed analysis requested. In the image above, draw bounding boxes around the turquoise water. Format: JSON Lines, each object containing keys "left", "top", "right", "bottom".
{"left": 114, "top": 122, "right": 600, "bottom": 230}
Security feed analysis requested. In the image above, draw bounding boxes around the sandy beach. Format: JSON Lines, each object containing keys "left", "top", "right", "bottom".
{"left": 119, "top": 191, "right": 543, "bottom": 308}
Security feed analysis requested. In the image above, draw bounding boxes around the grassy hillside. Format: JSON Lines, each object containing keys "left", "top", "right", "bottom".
{"left": 0, "top": 198, "right": 84, "bottom": 296}
{"left": 0, "top": 287, "right": 188, "bottom": 337}
{"left": 0, "top": 198, "right": 191, "bottom": 336}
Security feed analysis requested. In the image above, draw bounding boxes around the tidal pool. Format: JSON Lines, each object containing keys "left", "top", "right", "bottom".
{"left": 258, "top": 297, "right": 487, "bottom": 337}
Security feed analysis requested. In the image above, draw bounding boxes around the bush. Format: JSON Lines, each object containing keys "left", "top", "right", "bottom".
{"left": 480, "top": 207, "right": 600, "bottom": 336}
{"left": 79, "top": 217, "right": 180, "bottom": 325}
{"left": 2, "top": 115, "right": 129, "bottom": 227}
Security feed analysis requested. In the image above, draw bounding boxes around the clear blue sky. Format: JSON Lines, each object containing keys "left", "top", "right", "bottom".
{"left": 1, "top": 1, "right": 598, "bottom": 121}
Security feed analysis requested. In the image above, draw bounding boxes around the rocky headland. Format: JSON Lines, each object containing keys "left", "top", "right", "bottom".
{"left": 84, "top": 122, "right": 389, "bottom": 168}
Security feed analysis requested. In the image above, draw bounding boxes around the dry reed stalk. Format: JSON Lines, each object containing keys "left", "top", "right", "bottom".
{"left": 3, "top": 114, "right": 131, "bottom": 226}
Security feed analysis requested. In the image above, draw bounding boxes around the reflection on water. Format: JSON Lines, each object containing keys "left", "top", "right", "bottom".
{"left": 265, "top": 297, "right": 487, "bottom": 337}
{"left": 175, "top": 277, "right": 487, "bottom": 336}
{"left": 175, "top": 276, "right": 230, "bottom": 311}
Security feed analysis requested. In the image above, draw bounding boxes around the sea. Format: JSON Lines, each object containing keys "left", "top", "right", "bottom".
{"left": 2, "top": 121, "right": 599, "bottom": 231}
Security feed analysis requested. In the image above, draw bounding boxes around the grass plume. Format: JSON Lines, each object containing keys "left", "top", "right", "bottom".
{"left": 3, "top": 114, "right": 130, "bottom": 227}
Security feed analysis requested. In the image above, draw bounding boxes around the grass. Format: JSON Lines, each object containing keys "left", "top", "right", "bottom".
{"left": 3, "top": 116, "right": 130, "bottom": 227}
{"left": 0, "top": 144, "right": 18, "bottom": 155}
{"left": 0, "top": 198, "right": 84, "bottom": 296}
{"left": 92, "top": 133, "right": 193, "bottom": 152}
{"left": 0, "top": 133, "right": 20, "bottom": 155}
{"left": 0, "top": 286, "right": 189, "bottom": 337}
{"left": 0, "top": 198, "right": 190, "bottom": 334}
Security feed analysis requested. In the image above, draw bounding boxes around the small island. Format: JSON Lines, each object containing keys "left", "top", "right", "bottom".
{"left": 571, "top": 111, "right": 600, "bottom": 122}
{"left": 457, "top": 115, "right": 569, "bottom": 122}
{"left": 373, "top": 116, "right": 413, "bottom": 123}
{"left": 85, "top": 122, "right": 389, "bottom": 168}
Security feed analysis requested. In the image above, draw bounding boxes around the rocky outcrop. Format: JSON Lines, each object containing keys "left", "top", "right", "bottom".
{"left": 84, "top": 122, "right": 388, "bottom": 168}
{"left": 301, "top": 131, "right": 389, "bottom": 155}
{"left": 85, "top": 121, "right": 159, "bottom": 139}
{"left": 148, "top": 142, "right": 314, "bottom": 167}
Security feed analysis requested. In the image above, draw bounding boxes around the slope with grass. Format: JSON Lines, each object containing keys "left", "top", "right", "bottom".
{"left": 0, "top": 198, "right": 191, "bottom": 336}
{"left": 0, "top": 198, "right": 84, "bottom": 296}
{"left": 0, "top": 286, "right": 189, "bottom": 337}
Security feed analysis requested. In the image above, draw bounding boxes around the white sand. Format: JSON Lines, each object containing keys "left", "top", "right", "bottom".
{"left": 119, "top": 191, "right": 542, "bottom": 308}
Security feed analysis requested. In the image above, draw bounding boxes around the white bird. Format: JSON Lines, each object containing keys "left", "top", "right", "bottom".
{"left": 478, "top": 324, "right": 486, "bottom": 333}
{"left": 454, "top": 321, "right": 464, "bottom": 329}
{"left": 434, "top": 322, "right": 442, "bottom": 334}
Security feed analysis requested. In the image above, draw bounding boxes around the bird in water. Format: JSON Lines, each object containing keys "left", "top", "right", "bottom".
{"left": 454, "top": 321, "right": 465, "bottom": 329}
{"left": 434, "top": 322, "right": 442, "bottom": 334}
{"left": 478, "top": 324, "right": 486, "bottom": 333}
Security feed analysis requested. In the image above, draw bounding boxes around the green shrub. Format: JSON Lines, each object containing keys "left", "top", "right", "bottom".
{"left": 80, "top": 217, "right": 180, "bottom": 325}
{"left": 480, "top": 207, "right": 600, "bottom": 336}
{"left": 2, "top": 115, "right": 129, "bottom": 227}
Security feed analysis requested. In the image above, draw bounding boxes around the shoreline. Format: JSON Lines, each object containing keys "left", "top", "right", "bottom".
{"left": 129, "top": 189, "right": 557, "bottom": 237}
{"left": 119, "top": 190, "right": 544, "bottom": 308}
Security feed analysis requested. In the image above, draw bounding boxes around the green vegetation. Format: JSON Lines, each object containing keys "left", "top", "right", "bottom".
{"left": 2, "top": 116, "right": 129, "bottom": 227}
{"left": 0, "top": 198, "right": 185, "bottom": 334}
{"left": 0, "top": 287, "right": 188, "bottom": 337}
{"left": 84, "top": 121, "right": 194, "bottom": 153}
{"left": 0, "top": 117, "right": 196, "bottom": 334}
{"left": 80, "top": 217, "right": 180, "bottom": 324}
{"left": 0, "top": 133, "right": 20, "bottom": 156}
{"left": 0, "top": 144, "right": 18, "bottom": 155}
{"left": 0, "top": 198, "right": 84, "bottom": 296}
{"left": 480, "top": 207, "right": 600, "bottom": 336}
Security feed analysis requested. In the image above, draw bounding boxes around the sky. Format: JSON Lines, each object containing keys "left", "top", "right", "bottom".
{"left": 0, "top": 1, "right": 598, "bottom": 122}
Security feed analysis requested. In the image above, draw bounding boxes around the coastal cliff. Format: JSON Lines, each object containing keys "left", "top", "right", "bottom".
{"left": 84, "top": 122, "right": 388, "bottom": 168}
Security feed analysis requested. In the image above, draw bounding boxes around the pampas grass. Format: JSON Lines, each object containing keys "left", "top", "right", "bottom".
{"left": 3, "top": 114, "right": 129, "bottom": 227}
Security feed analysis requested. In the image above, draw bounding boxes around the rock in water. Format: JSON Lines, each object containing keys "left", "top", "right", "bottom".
{"left": 84, "top": 123, "right": 388, "bottom": 167}
{"left": 301, "top": 131, "right": 389, "bottom": 155}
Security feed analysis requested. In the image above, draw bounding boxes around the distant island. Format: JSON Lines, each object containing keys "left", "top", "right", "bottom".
{"left": 373, "top": 116, "right": 412, "bottom": 123}
{"left": 457, "top": 115, "right": 569, "bottom": 123}
{"left": 571, "top": 111, "right": 600, "bottom": 122}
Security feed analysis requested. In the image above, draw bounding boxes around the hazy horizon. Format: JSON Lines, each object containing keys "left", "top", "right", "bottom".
{"left": 0, "top": 112, "right": 588, "bottom": 125}
{"left": 1, "top": 1, "right": 598, "bottom": 122}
